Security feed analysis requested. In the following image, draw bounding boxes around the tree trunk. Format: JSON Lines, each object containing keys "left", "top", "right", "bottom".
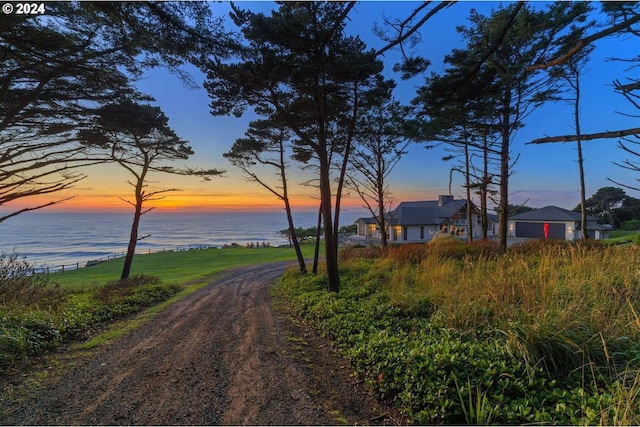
{"left": 481, "top": 130, "right": 490, "bottom": 239}
{"left": 574, "top": 73, "right": 588, "bottom": 240}
{"left": 121, "top": 196, "right": 143, "bottom": 280}
{"left": 377, "top": 176, "right": 388, "bottom": 247}
{"left": 279, "top": 141, "right": 307, "bottom": 274}
{"left": 607, "top": 209, "right": 616, "bottom": 227}
{"left": 284, "top": 199, "right": 306, "bottom": 274}
{"left": 313, "top": 205, "right": 322, "bottom": 274}
{"left": 578, "top": 139, "right": 587, "bottom": 238}
{"left": 498, "top": 101, "right": 511, "bottom": 251}
{"left": 464, "top": 138, "right": 473, "bottom": 242}
{"left": 319, "top": 155, "right": 340, "bottom": 292}
{"left": 121, "top": 163, "right": 148, "bottom": 280}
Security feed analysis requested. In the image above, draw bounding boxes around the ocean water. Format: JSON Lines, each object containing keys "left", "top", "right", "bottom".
{"left": 0, "top": 210, "right": 364, "bottom": 269}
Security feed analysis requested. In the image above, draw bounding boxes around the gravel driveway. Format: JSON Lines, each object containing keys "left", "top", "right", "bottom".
{"left": 1, "top": 262, "right": 396, "bottom": 425}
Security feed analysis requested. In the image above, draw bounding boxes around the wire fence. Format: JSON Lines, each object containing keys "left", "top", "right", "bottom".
{"left": 31, "top": 243, "right": 222, "bottom": 274}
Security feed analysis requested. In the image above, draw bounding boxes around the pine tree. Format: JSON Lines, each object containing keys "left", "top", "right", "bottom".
{"left": 202, "top": 2, "right": 390, "bottom": 292}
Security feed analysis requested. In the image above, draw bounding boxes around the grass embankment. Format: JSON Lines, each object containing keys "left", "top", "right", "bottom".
{"left": 277, "top": 238, "right": 640, "bottom": 425}
{"left": 1, "top": 245, "right": 315, "bottom": 371}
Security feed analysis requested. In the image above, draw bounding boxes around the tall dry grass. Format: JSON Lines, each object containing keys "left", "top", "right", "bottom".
{"left": 345, "top": 239, "right": 640, "bottom": 379}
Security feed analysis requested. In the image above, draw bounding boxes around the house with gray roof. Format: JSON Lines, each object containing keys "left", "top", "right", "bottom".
{"left": 354, "top": 195, "right": 498, "bottom": 244}
{"left": 508, "top": 205, "right": 612, "bottom": 240}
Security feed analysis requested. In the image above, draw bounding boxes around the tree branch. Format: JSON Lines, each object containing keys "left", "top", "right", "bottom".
{"left": 0, "top": 195, "right": 76, "bottom": 223}
{"left": 376, "top": 1, "right": 456, "bottom": 57}
{"left": 527, "top": 13, "right": 640, "bottom": 71}
{"left": 527, "top": 127, "right": 640, "bottom": 144}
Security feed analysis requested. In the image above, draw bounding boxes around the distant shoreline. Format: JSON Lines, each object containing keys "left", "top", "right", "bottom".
{"left": 1, "top": 210, "right": 365, "bottom": 268}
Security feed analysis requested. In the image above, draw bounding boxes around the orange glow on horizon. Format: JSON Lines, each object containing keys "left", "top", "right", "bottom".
{"left": 6, "top": 191, "right": 368, "bottom": 214}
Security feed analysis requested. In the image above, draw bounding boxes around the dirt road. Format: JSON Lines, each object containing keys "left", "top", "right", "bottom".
{"left": 1, "top": 262, "right": 394, "bottom": 425}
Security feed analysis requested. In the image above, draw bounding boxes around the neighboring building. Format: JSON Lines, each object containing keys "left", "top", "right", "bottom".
{"left": 508, "top": 205, "right": 612, "bottom": 240}
{"left": 355, "top": 217, "right": 380, "bottom": 242}
{"left": 353, "top": 195, "right": 498, "bottom": 244}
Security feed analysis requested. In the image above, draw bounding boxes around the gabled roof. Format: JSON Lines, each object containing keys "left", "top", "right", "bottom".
{"left": 589, "top": 223, "right": 613, "bottom": 231}
{"left": 509, "top": 205, "right": 598, "bottom": 222}
{"left": 355, "top": 217, "right": 378, "bottom": 224}
{"left": 354, "top": 196, "right": 485, "bottom": 226}
{"left": 389, "top": 199, "right": 469, "bottom": 226}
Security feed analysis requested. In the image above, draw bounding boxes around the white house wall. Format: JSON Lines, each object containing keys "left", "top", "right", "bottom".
{"left": 357, "top": 210, "right": 499, "bottom": 244}
{"left": 389, "top": 225, "right": 440, "bottom": 242}
{"left": 389, "top": 223, "right": 486, "bottom": 243}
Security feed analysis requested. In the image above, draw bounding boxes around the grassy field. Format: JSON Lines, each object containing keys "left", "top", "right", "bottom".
{"left": 55, "top": 244, "right": 320, "bottom": 291}
{"left": 605, "top": 229, "right": 639, "bottom": 245}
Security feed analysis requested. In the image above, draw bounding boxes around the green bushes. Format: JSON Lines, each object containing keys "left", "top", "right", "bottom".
{"left": 0, "top": 252, "right": 67, "bottom": 309}
{"left": 0, "top": 253, "right": 181, "bottom": 371}
{"left": 277, "top": 240, "right": 640, "bottom": 424}
{"left": 621, "top": 219, "right": 640, "bottom": 230}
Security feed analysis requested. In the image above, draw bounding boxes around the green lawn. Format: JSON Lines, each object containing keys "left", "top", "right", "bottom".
{"left": 607, "top": 229, "right": 638, "bottom": 239}
{"left": 55, "top": 244, "right": 321, "bottom": 291}
{"left": 604, "top": 229, "right": 638, "bottom": 245}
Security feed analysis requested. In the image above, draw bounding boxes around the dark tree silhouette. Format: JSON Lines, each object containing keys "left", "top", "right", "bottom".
{"left": 452, "top": 3, "right": 589, "bottom": 250}
{"left": 577, "top": 186, "right": 628, "bottom": 226}
{"left": 201, "top": 2, "right": 390, "bottom": 292}
{"left": 80, "top": 100, "right": 223, "bottom": 280}
{"left": 548, "top": 38, "right": 595, "bottom": 239}
{"left": 224, "top": 119, "right": 307, "bottom": 274}
{"left": 0, "top": 2, "right": 231, "bottom": 222}
{"left": 413, "top": 49, "right": 502, "bottom": 240}
{"left": 527, "top": 4, "right": 640, "bottom": 198}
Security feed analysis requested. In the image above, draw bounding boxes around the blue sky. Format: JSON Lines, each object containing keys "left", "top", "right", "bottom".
{"left": 79, "top": 1, "right": 639, "bottom": 213}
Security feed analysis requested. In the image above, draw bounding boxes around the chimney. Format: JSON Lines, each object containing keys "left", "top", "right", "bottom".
{"left": 438, "top": 195, "right": 453, "bottom": 206}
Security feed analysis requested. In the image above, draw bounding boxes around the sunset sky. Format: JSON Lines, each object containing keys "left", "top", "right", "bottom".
{"left": 21, "top": 1, "right": 640, "bottom": 214}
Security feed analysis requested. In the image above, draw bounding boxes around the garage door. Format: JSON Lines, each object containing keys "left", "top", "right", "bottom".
{"left": 515, "top": 222, "right": 565, "bottom": 239}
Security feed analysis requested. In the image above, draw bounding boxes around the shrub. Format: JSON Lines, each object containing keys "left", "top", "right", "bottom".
{"left": 91, "top": 275, "right": 181, "bottom": 320}
{"left": 1, "top": 273, "right": 180, "bottom": 371}
{"left": 0, "top": 251, "right": 67, "bottom": 309}
{"left": 621, "top": 219, "right": 640, "bottom": 230}
{"left": 93, "top": 274, "right": 163, "bottom": 302}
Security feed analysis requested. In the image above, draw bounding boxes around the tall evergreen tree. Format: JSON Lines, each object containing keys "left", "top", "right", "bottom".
{"left": 455, "top": 3, "right": 590, "bottom": 250}
{"left": 79, "top": 100, "right": 223, "bottom": 280}
{"left": 201, "top": 2, "right": 389, "bottom": 292}
{"left": 529, "top": 3, "right": 640, "bottom": 144}
{"left": 0, "top": 2, "right": 231, "bottom": 222}
{"left": 577, "top": 186, "right": 627, "bottom": 226}
{"left": 413, "top": 51, "right": 501, "bottom": 240}
{"left": 550, "top": 41, "right": 594, "bottom": 239}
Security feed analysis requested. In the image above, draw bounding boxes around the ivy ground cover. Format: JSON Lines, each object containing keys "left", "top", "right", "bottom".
{"left": 277, "top": 239, "right": 640, "bottom": 425}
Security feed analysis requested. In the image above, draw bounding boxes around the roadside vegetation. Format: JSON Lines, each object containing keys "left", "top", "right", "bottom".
{"left": 0, "top": 245, "right": 315, "bottom": 373}
{"left": 277, "top": 237, "right": 640, "bottom": 425}
{"left": 605, "top": 229, "right": 640, "bottom": 246}
{"left": 6, "top": 234, "right": 640, "bottom": 425}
